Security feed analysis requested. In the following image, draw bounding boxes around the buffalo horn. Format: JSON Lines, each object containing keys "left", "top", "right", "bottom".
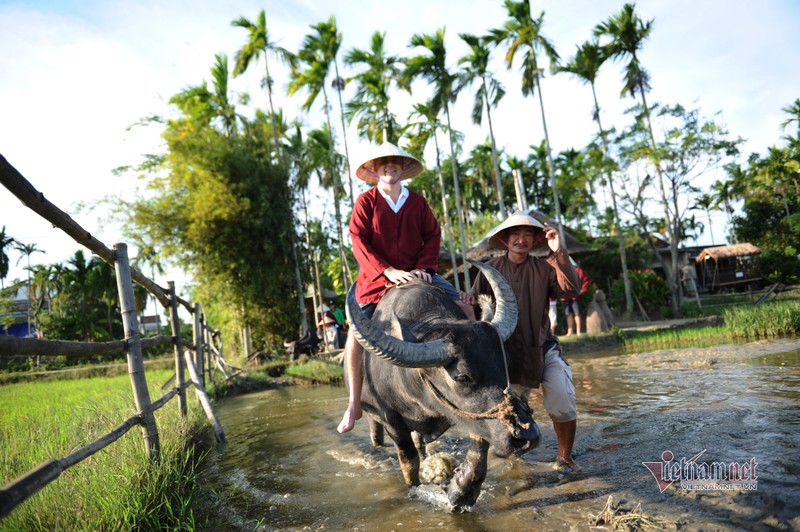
{"left": 466, "top": 259, "right": 517, "bottom": 341}
{"left": 345, "top": 284, "right": 451, "bottom": 368}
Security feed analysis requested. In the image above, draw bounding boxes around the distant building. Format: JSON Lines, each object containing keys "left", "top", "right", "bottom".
{"left": 0, "top": 285, "right": 36, "bottom": 338}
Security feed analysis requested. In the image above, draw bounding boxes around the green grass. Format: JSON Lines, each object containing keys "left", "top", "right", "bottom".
{"left": 0, "top": 369, "right": 215, "bottom": 530}
{"left": 620, "top": 299, "right": 800, "bottom": 350}
{"left": 722, "top": 299, "right": 800, "bottom": 339}
{"left": 283, "top": 358, "right": 343, "bottom": 384}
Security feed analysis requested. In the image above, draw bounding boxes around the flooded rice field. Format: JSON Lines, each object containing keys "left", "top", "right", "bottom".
{"left": 202, "top": 338, "right": 800, "bottom": 531}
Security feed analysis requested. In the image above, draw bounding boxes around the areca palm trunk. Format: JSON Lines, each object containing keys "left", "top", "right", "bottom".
{"left": 483, "top": 76, "right": 507, "bottom": 219}
{"left": 321, "top": 86, "right": 352, "bottom": 291}
{"left": 590, "top": 83, "right": 633, "bottom": 314}
{"left": 534, "top": 74, "right": 565, "bottom": 248}
{"left": 333, "top": 59, "right": 355, "bottom": 209}
{"left": 263, "top": 58, "right": 281, "bottom": 155}
{"left": 444, "top": 101, "right": 471, "bottom": 290}
{"left": 433, "top": 129, "right": 461, "bottom": 291}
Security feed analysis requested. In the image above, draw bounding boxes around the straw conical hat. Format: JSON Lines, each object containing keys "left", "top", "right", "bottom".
{"left": 355, "top": 141, "right": 423, "bottom": 183}
{"left": 487, "top": 211, "right": 545, "bottom": 250}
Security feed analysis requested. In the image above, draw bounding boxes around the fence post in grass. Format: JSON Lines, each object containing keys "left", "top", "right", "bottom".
{"left": 169, "top": 281, "right": 187, "bottom": 417}
{"left": 114, "top": 243, "right": 161, "bottom": 461}
{"left": 193, "top": 303, "right": 204, "bottom": 388}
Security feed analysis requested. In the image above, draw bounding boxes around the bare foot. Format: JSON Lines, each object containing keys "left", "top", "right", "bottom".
{"left": 337, "top": 403, "right": 362, "bottom": 433}
{"left": 554, "top": 456, "right": 581, "bottom": 471}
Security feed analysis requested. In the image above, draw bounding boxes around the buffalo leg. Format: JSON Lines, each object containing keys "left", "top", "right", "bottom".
{"left": 367, "top": 416, "right": 384, "bottom": 448}
{"left": 412, "top": 431, "right": 427, "bottom": 459}
{"left": 382, "top": 411, "right": 420, "bottom": 486}
{"left": 448, "top": 433, "right": 489, "bottom": 510}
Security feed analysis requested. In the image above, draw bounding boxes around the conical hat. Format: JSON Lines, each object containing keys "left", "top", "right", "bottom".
{"left": 355, "top": 141, "right": 423, "bottom": 183}
{"left": 487, "top": 211, "right": 545, "bottom": 250}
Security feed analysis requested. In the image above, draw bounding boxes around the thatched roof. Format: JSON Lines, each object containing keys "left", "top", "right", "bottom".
{"left": 695, "top": 243, "right": 761, "bottom": 263}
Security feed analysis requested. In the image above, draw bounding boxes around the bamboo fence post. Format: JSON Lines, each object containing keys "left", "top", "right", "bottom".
{"left": 184, "top": 351, "right": 226, "bottom": 444}
{"left": 168, "top": 281, "right": 187, "bottom": 416}
{"left": 192, "top": 303, "right": 204, "bottom": 388}
{"left": 113, "top": 243, "right": 160, "bottom": 461}
{"left": 203, "top": 321, "right": 212, "bottom": 381}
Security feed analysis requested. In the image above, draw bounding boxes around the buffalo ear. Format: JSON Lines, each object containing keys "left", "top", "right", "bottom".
{"left": 477, "top": 294, "right": 495, "bottom": 322}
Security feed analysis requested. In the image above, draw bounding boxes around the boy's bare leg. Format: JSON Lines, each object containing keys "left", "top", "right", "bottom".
{"left": 338, "top": 331, "right": 364, "bottom": 433}
{"left": 565, "top": 313, "right": 575, "bottom": 336}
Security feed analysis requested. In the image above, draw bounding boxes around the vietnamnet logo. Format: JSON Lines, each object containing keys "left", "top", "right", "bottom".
{"left": 642, "top": 450, "right": 758, "bottom": 493}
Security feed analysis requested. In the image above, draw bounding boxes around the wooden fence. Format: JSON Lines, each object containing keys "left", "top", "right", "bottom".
{"left": 0, "top": 154, "right": 240, "bottom": 518}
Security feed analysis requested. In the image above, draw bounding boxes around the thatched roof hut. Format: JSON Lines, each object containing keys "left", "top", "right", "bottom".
{"left": 695, "top": 243, "right": 761, "bottom": 263}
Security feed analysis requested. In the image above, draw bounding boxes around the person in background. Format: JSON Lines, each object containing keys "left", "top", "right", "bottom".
{"left": 462, "top": 211, "right": 583, "bottom": 470}
{"left": 549, "top": 298, "right": 558, "bottom": 334}
{"left": 329, "top": 300, "right": 346, "bottom": 328}
{"left": 563, "top": 258, "right": 591, "bottom": 336}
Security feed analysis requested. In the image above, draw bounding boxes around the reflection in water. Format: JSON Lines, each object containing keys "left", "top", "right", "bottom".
{"left": 202, "top": 345, "right": 800, "bottom": 530}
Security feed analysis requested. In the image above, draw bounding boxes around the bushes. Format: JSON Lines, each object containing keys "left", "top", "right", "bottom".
{"left": 609, "top": 269, "right": 670, "bottom": 316}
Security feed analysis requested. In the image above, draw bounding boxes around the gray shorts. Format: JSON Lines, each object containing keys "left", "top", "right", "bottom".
{"left": 511, "top": 343, "right": 576, "bottom": 423}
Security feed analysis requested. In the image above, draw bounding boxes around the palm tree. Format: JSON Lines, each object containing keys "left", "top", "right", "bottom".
{"left": 0, "top": 226, "right": 17, "bottom": 289}
{"left": 491, "top": 0, "right": 565, "bottom": 245}
{"left": 344, "top": 31, "right": 405, "bottom": 144}
{"left": 781, "top": 98, "right": 800, "bottom": 141}
{"left": 407, "top": 100, "right": 460, "bottom": 289}
{"left": 231, "top": 10, "right": 295, "bottom": 155}
{"left": 317, "top": 17, "right": 356, "bottom": 209}
{"left": 170, "top": 53, "right": 240, "bottom": 136}
{"left": 692, "top": 193, "right": 720, "bottom": 246}
{"left": 458, "top": 33, "right": 507, "bottom": 219}
{"left": 14, "top": 242, "right": 44, "bottom": 337}
{"left": 403, "top": 28, "right": 471, "bottom": 289}
{"left": 595, "top": 3, "right": 680, "bottom": 316}
{"left": 289, "top": 21, "right": 352, "bottom": 291}
{"left": 557, "top": 40, "right": 633, "bottom": 314}
{"left": 131, "top": 238, "right": 165, "bottom": 335}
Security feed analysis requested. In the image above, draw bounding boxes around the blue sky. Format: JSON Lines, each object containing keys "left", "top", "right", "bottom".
{"left": 1, "top": 0, "right": 799, "bottom": 286}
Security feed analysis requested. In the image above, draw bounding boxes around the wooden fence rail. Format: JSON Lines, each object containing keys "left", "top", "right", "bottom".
{"left": 0, "top": 154, "right": 235, "bottom": 518}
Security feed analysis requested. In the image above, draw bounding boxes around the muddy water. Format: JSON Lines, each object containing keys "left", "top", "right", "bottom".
{"left": 202, "top": 339, "right": 800, "bottom": 531}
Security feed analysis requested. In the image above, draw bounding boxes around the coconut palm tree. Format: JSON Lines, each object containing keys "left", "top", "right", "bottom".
{"left": 595, "top": 3, "right": 680, "bottom": 316}
{"left": 692, "top": 193, "right": 721, "bottom": 246}
{"left": 289, "top": 22, "right": 352, "bottom": 291}
{"left": 458, "top": 33, "right": 507, "bottom": 219}
{"left": 406, "top": 100, "right": 460, "bottom": 289}
{"left": 490, "top": 0, "right": 565, "bottom": 245}
{"left": 557, "top": 39, "right": 633, "bottom": 313}
{"left": 781, "top": 98, "right": 800, "bottom": 141}
{"left": 231, "top": 10, "right": 295, "bottom": 155}
{"left": 344, "top": 31, "right": 405, "bottom": 144}
{"left": 403, "top": 28, "right": 471, "bottom": 289}
{"left": 0, "top": 226, "right": 17, "bottom": 289}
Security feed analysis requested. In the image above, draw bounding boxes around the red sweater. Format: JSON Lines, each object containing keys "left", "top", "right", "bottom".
{"left": 350, "top": 187, "right": 441, "bottom": 304}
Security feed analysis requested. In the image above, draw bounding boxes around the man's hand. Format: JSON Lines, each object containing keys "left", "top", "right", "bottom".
{"left": 543, "top": 223, "right": 561, "bottom": 253}
{"left": 459, "top": 291, "right": 476, "bottom": 306}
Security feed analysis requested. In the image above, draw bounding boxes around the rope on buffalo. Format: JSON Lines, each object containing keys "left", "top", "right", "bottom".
{"left": 418, "top": 371, "right": 531, "bottom": 437}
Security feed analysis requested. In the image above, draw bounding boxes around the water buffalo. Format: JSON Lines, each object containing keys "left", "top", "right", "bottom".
{"left": 346, "top": 259, "right": 541, "bottom": 510}
{"left": 283, "top": 329, "right": 320, "bottom": 361}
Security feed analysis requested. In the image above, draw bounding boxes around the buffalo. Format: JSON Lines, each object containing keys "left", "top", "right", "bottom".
{"left": 283, "top": 329, "right": 320, "bottom": 361}
{"left": 346, "top": 259, "right": 541, "bottom": 510}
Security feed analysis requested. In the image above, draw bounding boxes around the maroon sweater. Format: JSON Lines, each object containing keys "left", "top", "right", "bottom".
{"left": 350, "top": 187, "right": 441, "bottom": 304}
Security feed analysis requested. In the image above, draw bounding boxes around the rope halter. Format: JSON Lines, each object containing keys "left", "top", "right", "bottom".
{"left": 417, "top": 328, "right": 531, "bottom": 438}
